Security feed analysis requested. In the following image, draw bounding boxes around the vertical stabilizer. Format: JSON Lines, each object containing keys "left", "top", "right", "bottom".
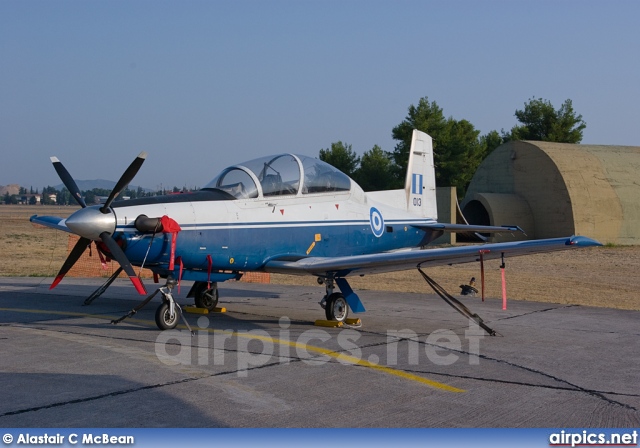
{"left": 405, "top": 130, "right": 437, "bottom": 219}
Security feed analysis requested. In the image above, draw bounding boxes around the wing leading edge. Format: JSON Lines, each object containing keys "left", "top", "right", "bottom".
{"left": 30, "top": 215, "right": 72, "bottom": 233}
{"left": 263, "top": 236, "right": 602, "bottom": 277}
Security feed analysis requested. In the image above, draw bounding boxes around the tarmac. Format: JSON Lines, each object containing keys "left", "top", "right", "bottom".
{"left": 0, "top": 277, "right": 638, "bottom": 427}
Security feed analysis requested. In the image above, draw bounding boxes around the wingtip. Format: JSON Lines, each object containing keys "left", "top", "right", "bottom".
{"left": 137, "top": 151, "right": 148, "bottom": 160}
{"left": 568, "top": 236, "right": 603, "bottom": 247}
{"left": 50, "top": 156, "right": 60, "bottom": 163}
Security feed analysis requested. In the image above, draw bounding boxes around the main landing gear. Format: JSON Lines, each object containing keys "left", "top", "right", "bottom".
{"left": 318, "top": 277, "right": 349, "bottom": 323}
{"left": 188, "top": 281, "right": 219, "bottom": 311}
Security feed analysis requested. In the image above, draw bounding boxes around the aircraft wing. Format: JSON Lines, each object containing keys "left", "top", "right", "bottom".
{"left": 30, "top": 215, "right": 73, "bottom": 233}
{"left": 263, "top": 236, "right": 601, "bottom": 277}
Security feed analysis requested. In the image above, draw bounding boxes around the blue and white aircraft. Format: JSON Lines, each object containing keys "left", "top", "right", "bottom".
{"left": 31, "top": 130, "right": 600, "bottom": 332}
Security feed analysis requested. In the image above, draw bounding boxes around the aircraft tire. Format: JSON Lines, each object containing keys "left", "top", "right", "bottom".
{"left": 194, "top": 283, "right": 219, "bottom": 310}
{"left": 325, "top": 293, "right": 349, "bottom": 322}
{"left": 155, "top": 302, "right": 179, "bottom": 330}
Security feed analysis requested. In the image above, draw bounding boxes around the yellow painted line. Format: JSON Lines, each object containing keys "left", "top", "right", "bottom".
{"left": 236, "top": 330, "right": 465, "bottom": 393}
{"left": 0, "top": 307, "right": 465, "bottom": 393}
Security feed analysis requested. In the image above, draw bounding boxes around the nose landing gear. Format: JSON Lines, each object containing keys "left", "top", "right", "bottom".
{"left": 112, "top": 276, "right": 193, "bottom": 333}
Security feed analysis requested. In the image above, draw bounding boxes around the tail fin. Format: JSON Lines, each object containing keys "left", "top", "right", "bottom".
{"left": 405, "top": 130, "right": 437, "bottom": 219}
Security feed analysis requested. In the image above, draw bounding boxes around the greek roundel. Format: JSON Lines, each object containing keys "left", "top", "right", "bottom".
{"left": 369, "top": 207, "right": 384, "bottom": 238}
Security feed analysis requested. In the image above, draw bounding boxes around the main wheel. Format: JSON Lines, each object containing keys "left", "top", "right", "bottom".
{"left": 325, "top": 293, "right": 349, "bottom": 322}
{"left": 155, "top": 302, "right": 179, "bottom": 330}
{"left": 194, "top": 282, "right": 219, "bottom": 310}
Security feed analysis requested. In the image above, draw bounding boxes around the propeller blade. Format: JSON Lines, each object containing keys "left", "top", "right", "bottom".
{"left": 50, "top": 157, "right": 87, "bottom": 208}
{"left": 99, "top": 232, "right": 147, "bottom": 295}
{"left": 101, "top": 151, "right": 147, "bottom": 212}
{"left": 50, "top": 237, "right": 92, "bottom": 289}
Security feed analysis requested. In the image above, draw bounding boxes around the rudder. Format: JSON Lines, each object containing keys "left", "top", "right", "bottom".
{"left": 404, "top": 130, "right": 437, "bottom": 219}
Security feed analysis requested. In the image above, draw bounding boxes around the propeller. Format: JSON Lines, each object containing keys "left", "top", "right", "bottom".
{"left": 48, "top": 153, "right": 148, "bottom": 295}
{"left": 99, "top": 232, "right": 146, "bottom": 295}
{"left": 50, "top": 237, "right": 92, "bottom": 289}
{"left": 51, "top": 157, "right": 87, "bottom": 208}
{"left": 101, "top": 152, "right": 147, "bottom": 212}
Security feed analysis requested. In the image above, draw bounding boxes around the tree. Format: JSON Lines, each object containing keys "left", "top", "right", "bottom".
{"left": 4, "top": 194, "right": 18, "bottom": 205}
{"left": 432, "top": 118, "right": 486, "bottom": 192}
{"left": 391, "top": 96, "right": 487, "bottom": 194}
{"left": 84, "top": 190, "right": 96, "bottom": 205}
{"left": 57, "top": 187, "right": 70, "bottom": 206}
{"left": 354, "top": 145, "right": 396, "bottom": 191}
{"left": 391, "top": 97, "right": 446, "bottom": 185}
{"left": 480, "top": 130, "right": 503, "bottom": 155}
{"left": 504, "top": 97, "right": 586, "bottom": 143}
{"left": 319, "top": 141, "right": 360, "bottom": 178}
{"left": 29, "top": 195, "right": 37, "bottom": 205}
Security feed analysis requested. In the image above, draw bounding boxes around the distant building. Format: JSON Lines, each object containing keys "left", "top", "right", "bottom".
{"left": 20, "top": 194, "right": 41, "bottom": 204}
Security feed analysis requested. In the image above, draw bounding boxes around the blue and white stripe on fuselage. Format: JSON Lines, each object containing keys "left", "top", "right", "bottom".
{"left": 111, "top": 195, "right": 437, "bottom": 276}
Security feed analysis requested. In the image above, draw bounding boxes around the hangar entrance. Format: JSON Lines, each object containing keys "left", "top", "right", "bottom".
{"left": 462, "top": 200, "right": 490, "bottom": 227}
{"left": 460, "top": 193, "right": 535, "bottom": 242}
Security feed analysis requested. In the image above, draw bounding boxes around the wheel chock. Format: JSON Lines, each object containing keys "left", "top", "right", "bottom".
{"left": 212, "top": 307, "right": 227, "bottom": 313}
{"left": 183, "top": 306, "right": 209, "bottom": 314}
{"left": 314, "top": 319, "right": 344, "bottom": 328}
{"left": 345, "top": 318, "right": 361, "bottom": 326}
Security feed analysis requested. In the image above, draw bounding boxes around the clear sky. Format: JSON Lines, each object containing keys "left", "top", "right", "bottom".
{"left": 1, "top": 0, "right": 638, "bottom": 191}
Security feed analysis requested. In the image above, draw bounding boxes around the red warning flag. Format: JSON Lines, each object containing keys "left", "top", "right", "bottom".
{"left": 160, "top": 216, "right": 181, "bottom": 271}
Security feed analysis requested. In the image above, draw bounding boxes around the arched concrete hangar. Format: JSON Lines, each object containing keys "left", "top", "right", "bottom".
{"left": 461, "top": 141, "right": 640, "bottom": 245}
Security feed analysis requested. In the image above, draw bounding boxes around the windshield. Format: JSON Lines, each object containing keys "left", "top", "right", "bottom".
{"left": 203, "top": 153, "right": 351, "bottom": 198}
{"left": 203, "top": 167, "right": 258, "bottom": 199}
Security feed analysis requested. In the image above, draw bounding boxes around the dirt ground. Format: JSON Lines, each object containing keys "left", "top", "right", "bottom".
{"left": 2, "top": 205, "right": 639, "bottom": 310}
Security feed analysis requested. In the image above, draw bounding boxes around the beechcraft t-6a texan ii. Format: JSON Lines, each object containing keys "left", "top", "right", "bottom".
{"left": 31, "top": 130, "right": 600, "bottom": 334}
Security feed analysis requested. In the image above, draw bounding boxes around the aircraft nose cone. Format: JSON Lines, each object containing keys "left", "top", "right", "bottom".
{"left": 66, "top": 206, "right": 116, "bottom": 240}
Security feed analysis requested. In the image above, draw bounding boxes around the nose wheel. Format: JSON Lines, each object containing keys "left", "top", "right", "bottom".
{"left": 155, "top": 301, "right": 179, "bottom": 330}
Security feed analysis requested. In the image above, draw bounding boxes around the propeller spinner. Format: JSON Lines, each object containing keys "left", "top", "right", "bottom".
{"left": 49, "top": 152, "right": 148, "bottom": 295}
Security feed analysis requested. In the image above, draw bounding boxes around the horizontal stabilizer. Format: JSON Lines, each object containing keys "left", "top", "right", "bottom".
{"left": 415, "top": 223, "right": 526, "bottom": 235}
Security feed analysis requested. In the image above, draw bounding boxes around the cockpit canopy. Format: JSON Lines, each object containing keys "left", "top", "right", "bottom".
{"left": 202, "top": 154, "right": 351, "bottom": 199}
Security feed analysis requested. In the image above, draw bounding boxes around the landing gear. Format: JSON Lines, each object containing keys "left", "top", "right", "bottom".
{"left": 153, "top": 277, "right": 184, "bottom": 331}
{"left": 155, "top": 301, "right": 179, "bottom": 330}
{"left": 111, "top": 276, "right": 192, "bottom": 333}
{"left": 325, "top": 293, "right": 349, "bottom": 322}
{"left": 319, "top": 277, "right": 350, "bottom": 322}
{"left": 192, "top": 282, "right": 219, "bottom": 310}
